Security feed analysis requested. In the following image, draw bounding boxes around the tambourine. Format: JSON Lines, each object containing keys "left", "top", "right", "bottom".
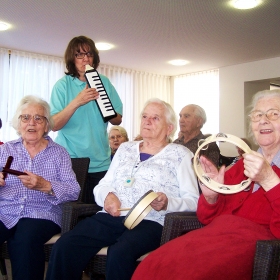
{"left": 123, "top": 190, "right": 158, "bottom": 230}
{"left": 193, "top": 133, "right": 252, "bottom": 194}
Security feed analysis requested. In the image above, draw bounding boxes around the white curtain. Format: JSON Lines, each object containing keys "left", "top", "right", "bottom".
{"left": 173, "top": 69, "right": 219, "bottom": 138}
{"left": 0, "top": 48, "right": 171, "bottom": 143}
{"left": 99, "top": 65, "right": 171, "bottom": 140}
{"left": 132, "top": 71, "right": 171, "bottom": 139}
{"left": 0, "top": 49, "right": 65, "bottom": 142}
{"left": 0, "top": 48, "right": 10, "bottom": 142}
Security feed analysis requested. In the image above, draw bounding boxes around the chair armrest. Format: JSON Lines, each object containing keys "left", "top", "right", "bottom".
{"left": 253, "top": 240, "right": 280, "bottom": 280}
{"left": 160, "top": 212, "right": 204, "bottom": 245}
{"left": 61, "top": 202, "right": 102, "bottom": 234}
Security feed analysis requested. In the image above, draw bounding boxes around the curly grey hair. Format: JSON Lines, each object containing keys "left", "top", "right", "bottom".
{"left": 11, "top": 95, "right": 54, "bottom": 137}
{"left": 109, "top": 126, "right": 129, "bottom": 141}
{"left": 140, "top": 98, "right": 177, "bottom": 142}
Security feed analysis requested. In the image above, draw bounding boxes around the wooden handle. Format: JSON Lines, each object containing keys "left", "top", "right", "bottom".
{"left": 1, "top": 167, "right": 27, "bottom": 176}
{"left": 3, "top": 156, "right": 13, "bottom": 179}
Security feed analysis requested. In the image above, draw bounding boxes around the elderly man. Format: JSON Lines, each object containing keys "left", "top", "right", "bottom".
{"left": 174, "top": 104, "right": 220, "bottom": 166}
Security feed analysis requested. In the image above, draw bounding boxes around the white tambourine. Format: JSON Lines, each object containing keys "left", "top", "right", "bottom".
{"left": 123, "top": 190, "right": 158, "bottom": 230}
{"left": 193, "top": 133, "right": 252, "bottom": 194}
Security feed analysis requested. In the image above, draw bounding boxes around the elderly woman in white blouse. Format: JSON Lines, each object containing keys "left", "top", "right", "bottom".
{"left": 46, "top": 98, "right": 199, "bottom": 280}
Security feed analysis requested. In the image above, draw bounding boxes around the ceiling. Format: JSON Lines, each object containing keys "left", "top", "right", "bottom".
{"left": 0, "top": 0, "right": 279, "bottom": 76}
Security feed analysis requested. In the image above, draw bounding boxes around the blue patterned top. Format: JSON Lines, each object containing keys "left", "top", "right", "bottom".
{"left": 0, "top": 136, "right": 80, "bottom": 229}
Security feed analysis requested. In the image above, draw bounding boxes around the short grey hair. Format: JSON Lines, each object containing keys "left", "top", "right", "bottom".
{"left": 109, "top": 126, "right": 129, "bottom": 141}
{"left": 141, "top": 98, "right": 177, "bottom": 142}
{"left": 11, "top": 95, "right": 54, "bottom": 137}
{"left": 249, "top": 89, "right": 280, "bottom": 112}
{"left": 248, "top": 89, "right": 280, "bottom": 142}
{"left": 190, "top": 104, "right": 207, "bottom": 128}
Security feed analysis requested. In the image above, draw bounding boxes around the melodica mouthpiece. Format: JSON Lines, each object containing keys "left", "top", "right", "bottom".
{"left": 85, "top": 64, "right": 94, "bottom": 72}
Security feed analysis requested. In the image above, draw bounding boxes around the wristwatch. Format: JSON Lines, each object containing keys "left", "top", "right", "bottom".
{"left": 47, "top": 188, "right": 54, "bottom": 195}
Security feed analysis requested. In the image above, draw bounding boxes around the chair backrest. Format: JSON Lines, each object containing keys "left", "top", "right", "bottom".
{"left": 71, "top": 157, "right": 90, "bottom": 202}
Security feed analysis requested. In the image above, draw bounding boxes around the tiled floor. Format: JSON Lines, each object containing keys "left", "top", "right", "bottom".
{"left": 3, "top": 259, "right": 91, "bottom": 279}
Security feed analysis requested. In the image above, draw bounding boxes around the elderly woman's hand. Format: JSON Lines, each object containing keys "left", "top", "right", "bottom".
{"left": 18, "top": 171, "right": 52, "bottom": 193}
{"left": 104, "top": 192, "right": 121, "bottom": 217}
{"left": 0, "top": 172, "right": 5, "bottom": 187}
{"left": 243, "top": 151, "right": 280, "bottom": 192}
{"left": 151, "top": 192, "right": 168, "bottom": 211}
{"left": 199, "top": 156, "right": 223, "bottom": 204}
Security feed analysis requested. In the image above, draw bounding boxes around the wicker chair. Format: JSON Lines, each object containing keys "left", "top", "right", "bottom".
{"left": 86, "top": 211, "right": 280, "bottom": 280}
{"left": 160, "top": 212, "right": 280, "bottom": 280}
{"left": 0, "top": 157, "right": 101, "bottom": 279}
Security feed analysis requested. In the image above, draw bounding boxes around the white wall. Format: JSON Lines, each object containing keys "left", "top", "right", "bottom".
{"left": 219, "top": 56, "right": 280, "bottom": 155}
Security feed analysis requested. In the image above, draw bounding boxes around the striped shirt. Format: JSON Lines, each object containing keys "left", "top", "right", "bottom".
{"left": 0, "top": 136, "right": 80, "bottom": 229}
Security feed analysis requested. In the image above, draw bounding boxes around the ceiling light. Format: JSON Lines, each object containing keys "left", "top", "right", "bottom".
{"left": 231, "top": 0, "right": 261, "bottom": 9}
{"left": 168, "top": 59, "right": 189, "bottom": 66}
{"left": 95, "top": 42, "right": 113, "bottom": 50}
{"left": 0, "top": 21, "right": 10, "bottom": 31}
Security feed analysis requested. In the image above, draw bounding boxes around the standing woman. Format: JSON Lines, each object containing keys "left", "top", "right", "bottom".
{"left": 132, "top": 89, "right": 280, "bottom": 280}
{"left": 0, "top": 95, "right": 80, "bottom": 280}
{"left": 50, "top": 35, "right": 123, "bottom": 203}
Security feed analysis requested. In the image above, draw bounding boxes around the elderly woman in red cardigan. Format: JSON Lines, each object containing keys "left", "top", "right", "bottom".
{"left": 132, "top": 89, "right": 280, "bottom": 280}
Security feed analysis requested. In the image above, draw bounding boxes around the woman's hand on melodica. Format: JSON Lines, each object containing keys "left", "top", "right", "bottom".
{"left": 75, "top": 84, "right": 100, "bottom": 106}
{"left": 199, "top": 156, "right": 224, "bottom": 204}
{"left": 243, "top": 151, "right": 280, "bottom": 192}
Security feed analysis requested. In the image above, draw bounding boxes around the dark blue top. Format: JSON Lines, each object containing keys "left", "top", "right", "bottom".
{"left": 140, "top": 153, "right": 153, "bottom": 161}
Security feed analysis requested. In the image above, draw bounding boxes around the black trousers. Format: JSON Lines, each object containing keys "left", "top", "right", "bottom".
{"left": 46, "top": 213, "right": 163, "bottom": 280}
{"left": 0, "top": 218, "right": 60, "bottom": 280}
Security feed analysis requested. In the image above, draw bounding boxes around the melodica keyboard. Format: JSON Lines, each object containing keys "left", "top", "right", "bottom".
{"left": 85, "top": 64, "right": 117, "bottom": 122}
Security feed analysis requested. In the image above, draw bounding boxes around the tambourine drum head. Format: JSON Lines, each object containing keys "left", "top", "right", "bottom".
{"left": 123, "top": 190, "right": 158, "bottom": 230}
{"left": 193, "top": 133, "right": 252, "bottom": 194}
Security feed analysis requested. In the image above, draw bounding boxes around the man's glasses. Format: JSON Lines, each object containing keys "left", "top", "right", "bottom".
{"left": 75, "top": 52, "right": 93, "bottom": 59}
{"left": 109, "top": 135, "right": 123, "bottom": 140}
{"left": 19, "top": 114, "right": 47, "bottom": 124}
{"left": 249, "top": 109, "right": 280, "bottom": 122}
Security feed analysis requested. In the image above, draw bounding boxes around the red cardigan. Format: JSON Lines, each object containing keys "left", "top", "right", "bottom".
{"left": 197, "top": 158, "right": 280, "bottom": 238}
{"left": 132, "top": 158, "right": 280, "bottom": 280}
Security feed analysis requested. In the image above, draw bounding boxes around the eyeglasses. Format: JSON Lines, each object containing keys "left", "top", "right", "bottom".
{"left": 19, "top": 114, "right": 47, "bottom": 124}
{"left": 109, "top": 135, "right": 123, "bottom": 140}
{"left": 75, "top": 52, "right": 93, "bottom": 59}
{"left": 249, "top": 109, "right": 280, "bottom": 122}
